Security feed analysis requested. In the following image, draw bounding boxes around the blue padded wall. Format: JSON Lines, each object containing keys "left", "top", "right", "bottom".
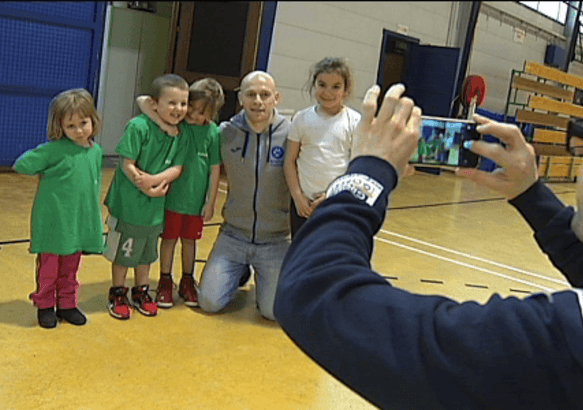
{"left": 0, "top": 2, "right": 105, "bottom": 166}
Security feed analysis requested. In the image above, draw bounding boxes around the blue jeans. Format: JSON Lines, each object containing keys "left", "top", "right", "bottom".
{"left": 198, "top": 231, "right": 290, "bottom": 320}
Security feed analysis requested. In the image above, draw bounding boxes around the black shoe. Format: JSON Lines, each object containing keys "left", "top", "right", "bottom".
{"left": 239, "top": 265, "right": 252, "bottom": 287}
{"left": 56, "top": 308, "right": 87, "bottom": 326}
{"left": 38, "top": 307, "right": 57, "bottom": 329}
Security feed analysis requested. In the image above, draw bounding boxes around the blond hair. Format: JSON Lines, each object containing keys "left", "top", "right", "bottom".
{"left": 189, "top": 78, "right": 225, "bottom": 122}
{"left": 47, "top": 88, "right": 102, "bottom": 141}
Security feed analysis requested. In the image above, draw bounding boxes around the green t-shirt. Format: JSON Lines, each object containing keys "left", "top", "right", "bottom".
{"left": 13, "top": 138, "right": 103, "bottom": 255}
{"left": 104, "top": 115, "right": 187, "bottom": 227}
{"left": 165, "top": 122, "right": 221, "bottom": 215}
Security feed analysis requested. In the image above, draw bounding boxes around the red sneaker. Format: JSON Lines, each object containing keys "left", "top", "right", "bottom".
{"left": 131, "top": 285, "right": 158, "bottom": 317}
{"left": 178, "top": 275, "right": 199, "bottom": 307}
{"left": 108, "top": 287, "right": 132, "bottom": 320}
{"left": 156, "top": 276, "right": 174, "bottom": 308}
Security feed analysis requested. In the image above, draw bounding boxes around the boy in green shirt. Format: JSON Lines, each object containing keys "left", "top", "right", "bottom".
{"left": 104, "top": 74, "right": 189, "bottom": 320}
{"left": 136, "top": 78, "right": 223, "bottom": 308}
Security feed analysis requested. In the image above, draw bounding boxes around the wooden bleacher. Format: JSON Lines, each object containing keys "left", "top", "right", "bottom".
{"left": 508, "top": 61, "right": 583, "bottom": 181}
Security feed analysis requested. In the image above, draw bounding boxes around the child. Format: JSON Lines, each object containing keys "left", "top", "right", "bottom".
{"left": 136, "top": 78, "right": 223, "bottom": 308}
{"left": 103, "top": 73, "right": 189, "bottom": 320}
{"left": 284, "top": 57, "right": 361, "bottom": 237}
{"left": 13, "top": 88, "right": 103, "bottom": 329}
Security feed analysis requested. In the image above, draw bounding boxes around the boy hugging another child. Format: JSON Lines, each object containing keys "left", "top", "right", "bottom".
{"left": 104, "top": 74, "right": 189, "bottom": 320}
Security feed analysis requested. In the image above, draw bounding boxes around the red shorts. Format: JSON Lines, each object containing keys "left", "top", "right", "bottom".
{"left": 161, "top": 210, "right": 204, "bottom": 240}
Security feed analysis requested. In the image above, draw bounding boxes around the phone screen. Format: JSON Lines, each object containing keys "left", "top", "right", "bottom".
{"left": 409, "top": 117, "right": 480, "bottom": 167}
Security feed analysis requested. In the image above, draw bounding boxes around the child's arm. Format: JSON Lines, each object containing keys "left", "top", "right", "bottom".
{"left": 284, "top": 140, "right": 313, "bottom": 218}
{"left": 202, "top": 164, "right": 221, "bottom": 222}
{"left": 136, "top": 95, "right": 179, "bottom": 137}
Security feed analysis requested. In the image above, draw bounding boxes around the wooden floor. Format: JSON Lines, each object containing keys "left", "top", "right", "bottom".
{"left": 0, "top": 166, "right": 576, "bottom": 409}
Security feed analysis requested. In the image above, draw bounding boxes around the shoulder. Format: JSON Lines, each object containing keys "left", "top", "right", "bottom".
{"left": 292, "top": 106, "right": 317, "bottom": 122}
{"left": 346, "top": 106, "right": 362, "bottom": 120}
{"left": 125, "top": 115, "right": 153, "bottom": 134}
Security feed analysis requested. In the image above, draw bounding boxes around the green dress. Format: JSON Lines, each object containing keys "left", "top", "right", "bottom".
{"left": 13, "top": 138, "right": 103, "bottom": 255}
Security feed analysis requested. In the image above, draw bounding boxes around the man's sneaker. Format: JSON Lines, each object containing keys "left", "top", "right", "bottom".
{"left": 131, "top": 285, "right": 158, "bottom": 317}
{"left": 178, "top": 275, "right": 199, "bottom": 307}
{"left": 56, "top": 308, "right": 87, "bottom": 326}
{"left": 108, "top": 287, "right": 132, "bottom": 320}
{"left": 156, "top": 275, "right": 174, "bottom": 308}
{"left": 37, "top": 307, "right": 57, "bottom": 329}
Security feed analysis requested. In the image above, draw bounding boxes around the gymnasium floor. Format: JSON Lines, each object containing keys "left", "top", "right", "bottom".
{"left": 0, "top": 166, "right": 576, "bottom": 410}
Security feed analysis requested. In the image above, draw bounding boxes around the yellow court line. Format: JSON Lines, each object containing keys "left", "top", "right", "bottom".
{"left": 373, "top": 236, "right": 559, "bottom": 293}
{"left": 378, "top": 229, "right": 570, "bottom": 287}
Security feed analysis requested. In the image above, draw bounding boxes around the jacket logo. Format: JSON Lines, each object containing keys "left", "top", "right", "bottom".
{"left": 231, "top": 147, "right": 242, "bottom": 153}
{"left": 271, "top": 146, "right": 284, "bottom": 160}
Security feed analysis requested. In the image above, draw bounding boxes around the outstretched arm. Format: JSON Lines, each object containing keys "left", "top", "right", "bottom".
{"left": 136, "top": 95, "right": 179, "bottom": 137}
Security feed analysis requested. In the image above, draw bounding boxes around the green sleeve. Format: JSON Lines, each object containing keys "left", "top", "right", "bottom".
{"left": 13, "top": 142, "right": 53, "bottom": 175}
{"left": 209, "top": 123, "right": 221, "bottom": 165}
{"left": 116, "top": 119, "right": 146, "bottom": 161}
{"left": 173, "top": 132, "right": 188, "bottom": 166}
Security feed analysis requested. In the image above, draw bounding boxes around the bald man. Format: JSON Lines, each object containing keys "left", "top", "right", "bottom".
{"left": 197, "top": 71, "right": 291, "bottom": 320}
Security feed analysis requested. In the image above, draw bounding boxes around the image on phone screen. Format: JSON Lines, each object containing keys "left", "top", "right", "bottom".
{"left": 409, "top": 117, "right": 480, "bottom": 167}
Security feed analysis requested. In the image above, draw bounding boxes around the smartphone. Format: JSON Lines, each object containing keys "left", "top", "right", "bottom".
{"left": 409, "top": 116, "right": 481, "bottom": 168}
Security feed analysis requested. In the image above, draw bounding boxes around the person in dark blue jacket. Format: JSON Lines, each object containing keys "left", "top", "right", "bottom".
{"left": 274, "top": 83, "right": 583, "bottom": 410}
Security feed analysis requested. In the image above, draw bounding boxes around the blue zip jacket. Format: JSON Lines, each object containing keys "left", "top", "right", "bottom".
{"left": 274, "top": 156, "right": 583, "bottom": 410}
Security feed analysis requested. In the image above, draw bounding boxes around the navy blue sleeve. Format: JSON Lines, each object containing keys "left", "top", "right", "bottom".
{"left": 274, "top": 157, "right": 583, "bottom": 409}
{"left": 509, "top": 179, "right": 583, "bottom": 287}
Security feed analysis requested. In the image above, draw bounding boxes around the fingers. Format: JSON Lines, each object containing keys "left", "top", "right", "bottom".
{"left": 467, "top": 139, "right": 511, "bottom": 167}
{"left": 361, "top": 85, "right": 381, "bottom": 126}
{"left": 376, "top": 83, "right": 406, "bottom": 123}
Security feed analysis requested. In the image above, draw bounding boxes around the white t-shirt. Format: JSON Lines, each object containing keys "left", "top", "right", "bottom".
{"left": 288, "top": 105, "right": 361, "bottom": 200}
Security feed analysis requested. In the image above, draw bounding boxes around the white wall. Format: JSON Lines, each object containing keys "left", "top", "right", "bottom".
{"left": 98, "top": 3, "right": 173, "bottom": 156}
{"left": 268, "top": 1, "right": 571, "bottom": 117}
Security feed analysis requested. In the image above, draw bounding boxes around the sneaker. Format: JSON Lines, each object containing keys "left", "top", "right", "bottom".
{"left": 156, "top": 275, "right": 174, "bottom": 308}
{"left": 108, "top": 286, "right": 132, "bottom": 320}
{"left": 56, "top": 308, "right": 87, "bottom": 326}
{"left": 131, "top": 285, "right": 158, "bottom": 317}
{"left": 37, "top": 307, "right": 57, "bottom": 329}
{"left": 178, "top": 275, "right": 199, "bottom": 307}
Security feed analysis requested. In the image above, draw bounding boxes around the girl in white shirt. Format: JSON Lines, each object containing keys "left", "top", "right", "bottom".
{"left": 284, "top": 57, "right": 361, "bottom": 237}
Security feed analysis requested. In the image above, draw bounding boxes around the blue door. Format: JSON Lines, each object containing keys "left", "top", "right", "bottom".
{"left": 404, "top": 44, "right": 460, "bottom": 118}
{"left": 0, "top": 2, "right": 106, "bottom": 166}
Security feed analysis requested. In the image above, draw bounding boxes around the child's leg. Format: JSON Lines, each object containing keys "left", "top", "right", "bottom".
{"left": 180, "top": 238, "right": 196, "bottom": 275}
{"left": 160, "top": 238, "right": 178, "bottom": 275}
{"left": 134, "top": 264, "right": 151, "bottom": 286}
{"left": 112, "top": 263, "right": 129, "bottom": 287}
{"left": 56, "top": 252, "right": 81, "bottom": 309}
{"left": 31, "top": 253, "right": 59, "bottom": 309}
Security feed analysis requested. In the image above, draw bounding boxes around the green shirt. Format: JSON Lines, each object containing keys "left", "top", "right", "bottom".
{"left": 166, "top": 122, "right": 221, "bottom": 215}
{"left": 104, "top": 115, "right": 187, "bottom": 227}
{"left": 13, "top": 138, "right": 103, "bottom": 255}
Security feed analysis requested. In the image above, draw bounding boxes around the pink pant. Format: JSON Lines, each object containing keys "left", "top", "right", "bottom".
{"left": 30, "top": 253, "right": 81, "bottom": 309}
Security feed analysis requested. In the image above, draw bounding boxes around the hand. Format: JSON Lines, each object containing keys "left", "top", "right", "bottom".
{"left": 455, "top": 114, "right": 538, "bottom": 200}
{"left": 293, "top": 195, "right": 313, "bottom": 218}
{"left": 202, "top": 203, "right": 215, "bottom": 222}
{"left": 143, "top": 181, "right": 169, "bottom": 197}
{"left": 160, "top": 124, "right": 179, "bottom": 137}
{"left": 352, "top": 84, "right": 422, "bottom": 177}
{"left": 134, "top": 171, "right": 156, "bottom": 190}
{"left": 309, "top": 193, "right": 326, "bottom": 210}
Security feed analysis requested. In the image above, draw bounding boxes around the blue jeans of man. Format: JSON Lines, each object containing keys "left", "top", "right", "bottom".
{"left": 198, "top": 231, "right": 290, "bottom": 320}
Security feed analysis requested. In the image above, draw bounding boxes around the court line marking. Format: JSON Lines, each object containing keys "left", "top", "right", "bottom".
{"left": 373, "top": 236, "right": 558, "bottom": 293}
{"left": 378, "top": 229, "right": 570, "bottom": 286}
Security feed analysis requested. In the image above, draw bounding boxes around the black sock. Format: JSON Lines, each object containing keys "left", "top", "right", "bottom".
{"left": 160, "top": 273, "right": 172, "bottom": 280}
{"left": 182, "top": 272, "right": 194, "bottom": 278}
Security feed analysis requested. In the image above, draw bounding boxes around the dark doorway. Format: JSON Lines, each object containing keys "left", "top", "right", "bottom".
{"left": 166, "top": 2, "right": 262, "bottom": 123}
